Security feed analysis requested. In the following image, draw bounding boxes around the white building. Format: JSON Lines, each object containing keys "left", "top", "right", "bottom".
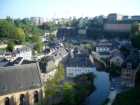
{"left": 66, "top": 54, "right": 95, "bottom": 78}
{"left": 96, "top": 39, "right": 112, "bottom": 53}
{"left": 14, "top": 47, "right": 32, "bottom": 60}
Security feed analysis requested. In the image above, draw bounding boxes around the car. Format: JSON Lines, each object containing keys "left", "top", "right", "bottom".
{"left": 110, "top": 87, "right": 115, "bottom": 91}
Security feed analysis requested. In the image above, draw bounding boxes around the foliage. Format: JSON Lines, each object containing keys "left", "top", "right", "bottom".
{"left": 135, "top": 69, "right": 140, "bottom": 88}
{"left": 131, "top": 32, "right": 140, "bottom": 49}
{"left": 34, "top": 42, "right": 43, "bottom": 53}
{"left": 15, "top": 27, "right": 25, "bottom": 43}
{"left": 0, "top": 20, "right": 16, "bottom": 38}
{"left": 112, "top": 88, "right": 140, "bottom": 105}
{"left": 131, "top": 22, "right": 140, "bottom": 49}
{"left": 6, "top": 41, "right": 15, "bottom": 52}
{"left": 44, "top": 64, "right": 65, "bottom": 99}
{"left": 0, "top": 18, "right": 44, "bottom": 44}
{"left": 32, "top": 35, "right": 43, "bottom": 53}
{"left": 62, "top": 82, "right": 76, "bottom": 105}
{"left": 109, "top": 63, "right": 121, "bottom": 77}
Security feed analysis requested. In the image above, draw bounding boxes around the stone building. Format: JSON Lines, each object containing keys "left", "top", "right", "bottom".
{"left": 66, "top": 53, "right": 95, "bottom": 78}
{"left": 0, "top": 63, "right": 44, "bottom": 105}
{"left": 121, "top": 50, "right": 140, "bottom": 87}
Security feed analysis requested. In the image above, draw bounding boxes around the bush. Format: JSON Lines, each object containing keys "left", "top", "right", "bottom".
{"left": 6, "top": 41, "right": 15, "bottom": 52}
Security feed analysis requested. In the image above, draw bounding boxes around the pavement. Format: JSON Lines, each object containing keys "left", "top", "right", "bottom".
{"left": 107, "top": 90, "right": 118, "bottom": 105}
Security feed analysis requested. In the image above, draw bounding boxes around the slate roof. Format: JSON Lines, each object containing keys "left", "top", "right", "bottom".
{"left": 0, "top": 63, "right": 42, "bottom": 96}
{"left": 66, "top": 53, "right": 95, "bottom": 67}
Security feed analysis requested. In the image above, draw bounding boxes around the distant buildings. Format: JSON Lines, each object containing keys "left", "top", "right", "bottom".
{"left": 107, "top": 13, "right": 123, "bottom": 23}
{"left": 104, "top": 23, "right": 131, "bottom": 32}
{"left": 30, "top": 17, "right": 44, "bottom": 25}
{"left": 131, "top": 15, "right": 140, "bottom": 21}
{"left": 57, "top": 27, "right": 78, "bottom": 40}
{"left": 0, "top": 63, "right": 43, "bottom": 105}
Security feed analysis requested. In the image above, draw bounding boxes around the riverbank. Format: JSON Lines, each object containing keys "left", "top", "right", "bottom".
{"left": 58, "top": 73, "right": 95, "bottom": 105}
{"left": 44, "top": 71, "right": 95, "bottom": 105}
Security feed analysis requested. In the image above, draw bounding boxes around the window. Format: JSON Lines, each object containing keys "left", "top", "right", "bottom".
{"left": 5, "top": 97, "right": 10, "bottom": 105}
{"left": 34, "top": 91, "right": 39, "bottom": 103}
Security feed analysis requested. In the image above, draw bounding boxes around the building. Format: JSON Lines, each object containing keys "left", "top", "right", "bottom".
{"left": 110, "top": 49, "right": 124, "bottom": 66}
{"left": 66, "top": 53, "right": 95, "bottom": 78}
{"left": 131, "top": 15, "right": 140, "bottom": 21}
{"left": 0, "top": 63, "right": 44, "bottom": 105}
{"left": 13, "top": 47, "right": 32, "bottom": 60}
{"left": 30, "top": 17, "right": 44, "bottom": 25}
{"left": 122, "top": 16, "right": 129, "bottom": 21}
{"left": 104, "top": 23, "right": 131, "bottom": 32}
{"left": 107, "top": 13, "right": 123, "bottom": 23}
{"left": 96, "top": 39, "right": 112, "bottom": 58}
{"left": 40, "top": 47, "right": 68, "bottom": 82}
{"left": 0, "top": 47, "right": 32, "bottom": 61}
{"left": 121, "top": 50, "right": 140, "bottom": 87}
{"left": 57, "top": 27, "right": 78, "bottom": 40}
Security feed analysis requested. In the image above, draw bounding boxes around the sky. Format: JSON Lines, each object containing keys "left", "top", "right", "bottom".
{"left": 0, "top": 0, "right": 140, "bottom": 19}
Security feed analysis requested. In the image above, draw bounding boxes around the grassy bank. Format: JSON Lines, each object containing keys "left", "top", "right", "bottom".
{"left": 44, "top": 64, "right": 95, "bottom": 105}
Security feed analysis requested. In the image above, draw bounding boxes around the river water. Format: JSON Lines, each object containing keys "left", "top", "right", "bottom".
{"left": 86, "top": 70, "right": 110, "bottom": 105}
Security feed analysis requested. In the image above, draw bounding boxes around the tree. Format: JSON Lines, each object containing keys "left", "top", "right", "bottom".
{"left": 34, "top": 42, "right": 43, "bottom": 53}
{"left": 131, "top": 22, "right": 140, "bottom": 49}
{"left": 6, "top": 41, "right": 15, "bottom": 52}
{"left": 0, "top": 20, "right": 16, "bottom": 38}
{"left": 15, "top": 28, "right": 25, "bottom": 43}
{"left": 131, "top": 32, "right": 140, "bottom": 49}
{"left": 63, "top": 83, "right": 76, "bottom": 105}
{"left": 135, "top": 69, "right": 140, "bottom": 88}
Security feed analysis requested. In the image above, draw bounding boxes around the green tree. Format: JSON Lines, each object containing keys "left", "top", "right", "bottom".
{"left": 63, "top": 83, "right": 76, "bottom": 105}
{"left": 15, "top": 27, "right": 25, "bottom": 43}
{"left": 131, "top": 22, "right": 140, "bottom": 49}
{"left": 6, "top": 41, "right": 15, "bottom": 52}
{"left": 131, "top": 32, "right": 140, "bottom": 49}
{"left": 34, "top": 42, "right": 43, "bottom": 53}
{"left": 0, "top": 20, "right": 16, "bottom": 38}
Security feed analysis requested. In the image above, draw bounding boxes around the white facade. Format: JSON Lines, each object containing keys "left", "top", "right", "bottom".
{"left": 15, "top": 48, "right": 32, "bottom": 60}
{"left": 96, "top": 47, "right": 110, "bottom": 53}
{"left": 66, "top": 67, "right": 95, "bottom": 78}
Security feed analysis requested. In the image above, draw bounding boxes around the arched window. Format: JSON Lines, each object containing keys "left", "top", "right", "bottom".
{"left": 5, "top": 97, "right": 10, "bottom": 105}
{"left": 34, "top": 91, "right": 39, "bottom": 103}
{"left": 20, "top": 94, "right": 26, "bottom": 105}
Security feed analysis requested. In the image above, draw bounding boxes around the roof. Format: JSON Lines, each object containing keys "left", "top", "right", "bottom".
{"left": 5, "top": 57, "right": 23, "bottom": 66}
{"left": 122, "top": 50, "right": 140, "bottom": 69}
{"left": 66, "top": 54, "right": 95, "bottom": 67}
{"left": 0, "top": 63, "right": 42, "bottom": 96}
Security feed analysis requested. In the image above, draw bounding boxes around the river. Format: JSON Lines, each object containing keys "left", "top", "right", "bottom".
{"left": 86, "top": 70, "right": 110, "bottom": 105}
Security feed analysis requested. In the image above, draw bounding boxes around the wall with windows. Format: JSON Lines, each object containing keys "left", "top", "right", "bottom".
{"left": 66, "top": 67, "right": 95, "bottom": 77}
{"left": 0, "top": 88, "right": 44, "bottom": 105}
